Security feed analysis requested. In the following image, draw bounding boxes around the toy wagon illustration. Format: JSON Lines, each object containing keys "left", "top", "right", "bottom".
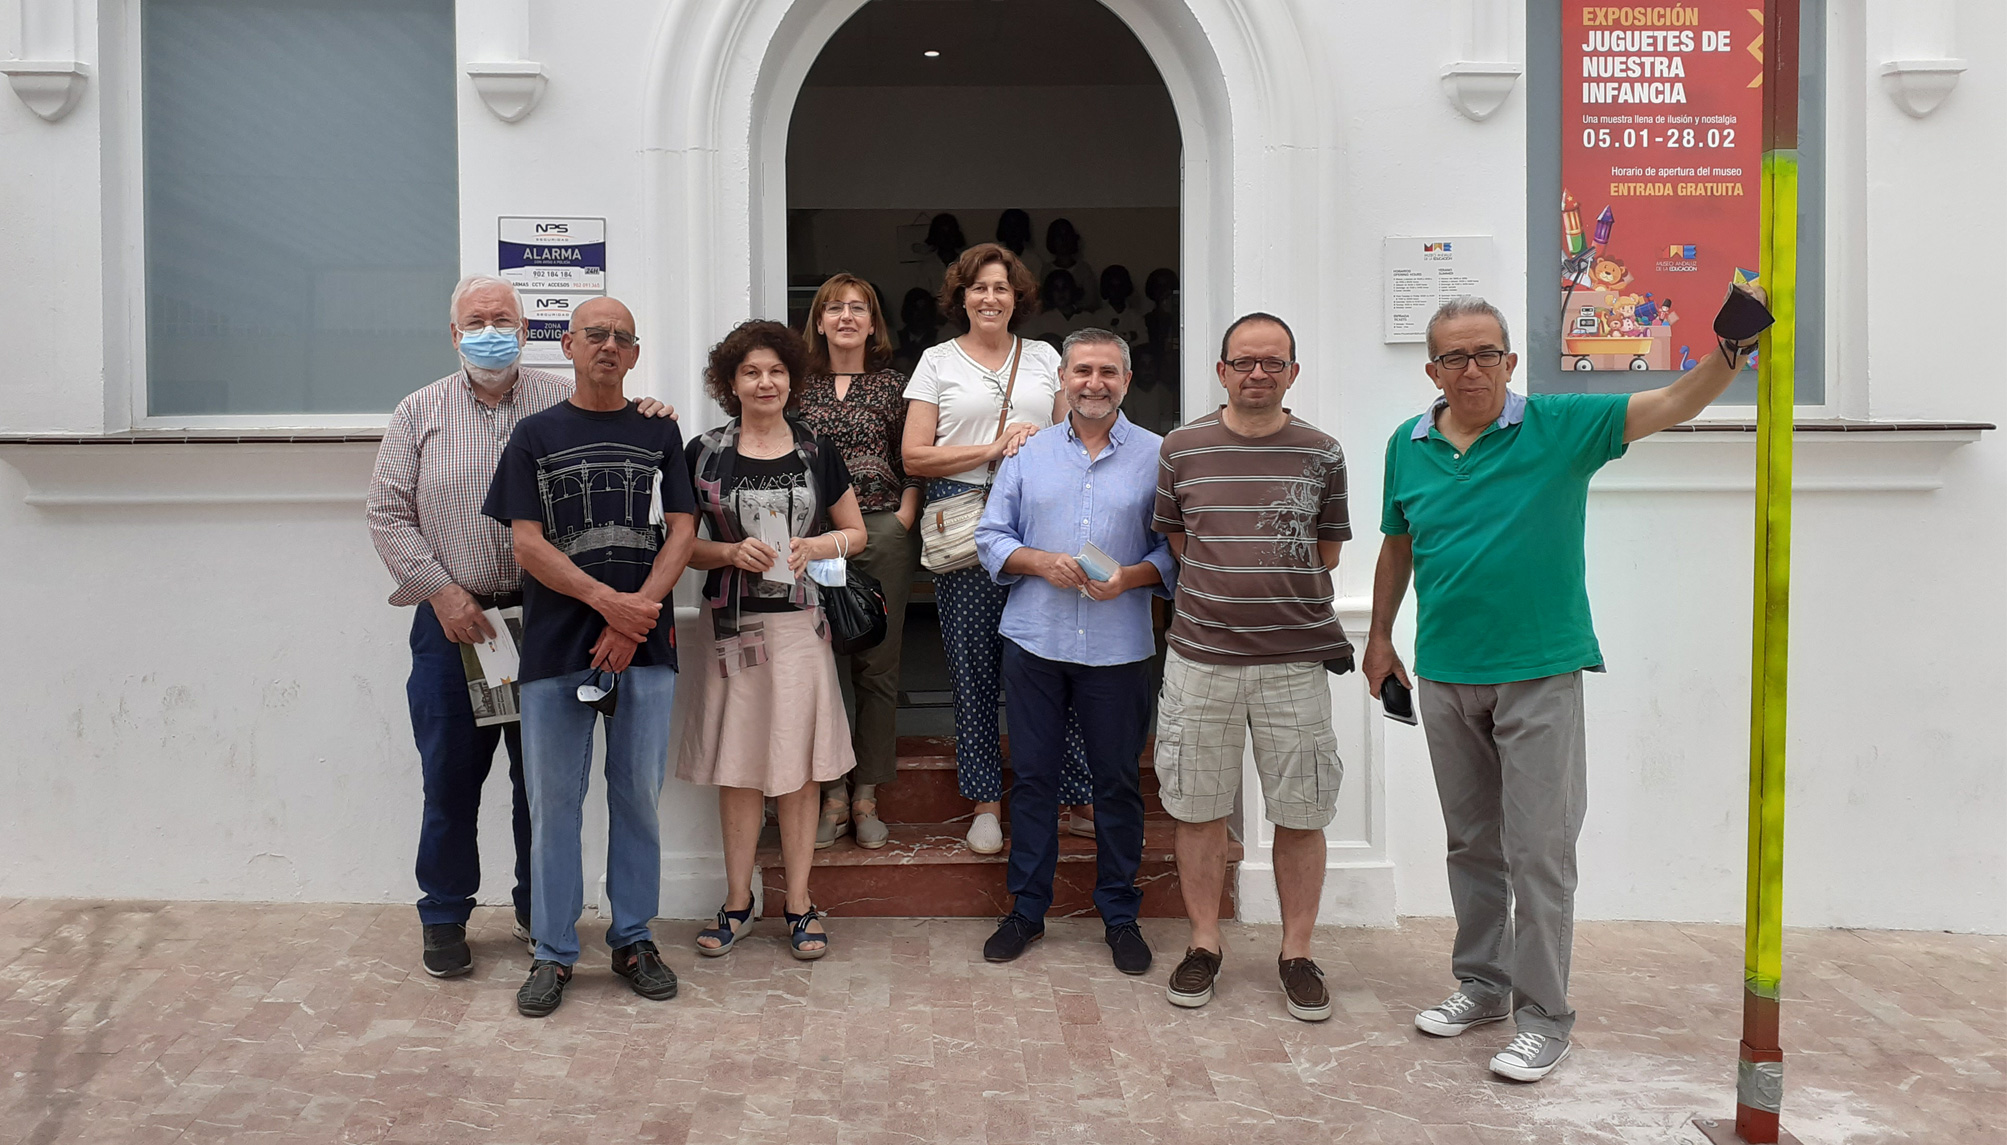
{"left": 1562, "top": 334, "right": 1657, "bottom": 372}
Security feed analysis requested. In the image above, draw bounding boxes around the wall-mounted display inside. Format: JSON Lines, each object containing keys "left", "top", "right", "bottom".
{"left": 785, "top": 0, "right": 1182, "bottom": 434}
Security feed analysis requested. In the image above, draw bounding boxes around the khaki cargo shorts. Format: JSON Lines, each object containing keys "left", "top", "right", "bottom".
{"left": 1153, "top": 648, "right": 1342, "bottom": 830}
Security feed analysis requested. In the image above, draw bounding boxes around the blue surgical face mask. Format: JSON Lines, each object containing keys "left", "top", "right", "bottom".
{"left": 457, "top": 325, "right": 523, "bottom": 370}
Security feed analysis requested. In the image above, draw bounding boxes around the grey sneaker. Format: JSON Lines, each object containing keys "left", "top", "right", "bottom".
{"left": 1414, "top": 989, "right": 1509, "bottom": 1037}
{"left": 422, "top": 923, "right": 471, "bottom": 978}
{"left": 1489, "top": 1031, "right": 1571, "bottom": 1081}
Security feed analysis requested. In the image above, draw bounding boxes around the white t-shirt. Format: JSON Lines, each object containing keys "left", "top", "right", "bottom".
{"left": 904, "top": 337, "right": 1062, "bottom": 485}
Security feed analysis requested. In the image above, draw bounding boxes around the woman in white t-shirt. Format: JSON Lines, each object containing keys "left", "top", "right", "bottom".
{"left": 902, "top": 243, "right": 1095, "bottom": 857}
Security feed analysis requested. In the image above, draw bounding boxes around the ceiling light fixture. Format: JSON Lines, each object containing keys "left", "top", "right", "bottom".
{"left": 923, "top": 49, "right": 941, "bottom": 58}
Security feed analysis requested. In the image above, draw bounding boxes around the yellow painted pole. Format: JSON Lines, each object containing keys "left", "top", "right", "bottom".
{"left": 1735, "top": 1, "right": 1798, "bottom": 1140}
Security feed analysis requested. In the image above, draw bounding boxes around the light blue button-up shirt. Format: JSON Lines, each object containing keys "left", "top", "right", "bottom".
{"left": 976, "top": 412, "right": 1177, "bottom": 666}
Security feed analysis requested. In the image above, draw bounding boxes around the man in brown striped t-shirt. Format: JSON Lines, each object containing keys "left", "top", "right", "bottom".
{"left": 1151, "top": 312, "right": 1351, "bottom": 1024}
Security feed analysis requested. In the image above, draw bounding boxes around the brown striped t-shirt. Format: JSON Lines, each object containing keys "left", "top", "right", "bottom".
{"left": 1153, "top": 410, "right": 1352, "bottom": 665}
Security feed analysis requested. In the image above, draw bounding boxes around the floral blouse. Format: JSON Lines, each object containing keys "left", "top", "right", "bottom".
{"left": 795, "top": 368, "right": 922, "bottom": 515}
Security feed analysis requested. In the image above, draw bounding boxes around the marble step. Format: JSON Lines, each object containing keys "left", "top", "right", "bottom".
{"left": 754, "top": 820, "right": 1240, "bottom": 919}
{"left": 874, "top": 736, "right": 1165, "bottom": 824}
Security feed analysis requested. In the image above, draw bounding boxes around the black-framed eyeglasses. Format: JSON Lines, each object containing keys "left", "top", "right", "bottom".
{"left": 1431, "top": 349, "right": 1508, "bottom": 371}
{"left": 576, "top": 669, "right": 620, "bottom": 717}
{"left": 580, "top": 326, "right": 639, "bottom": 349}
{"left": 1222, "top": 357, "right": 1293, "bottom": 376}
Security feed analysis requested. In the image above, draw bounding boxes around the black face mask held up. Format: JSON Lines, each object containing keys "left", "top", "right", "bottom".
{"left": 1713, "top": 285, "right": 1776, "bottom": 365}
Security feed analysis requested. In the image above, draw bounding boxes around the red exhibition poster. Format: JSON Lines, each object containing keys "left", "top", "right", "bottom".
{"left": 1558, "top": 3, "right": 1765, "bottom": 373}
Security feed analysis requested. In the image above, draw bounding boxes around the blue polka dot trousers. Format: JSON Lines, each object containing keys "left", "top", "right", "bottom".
{"left": 933, "top": 563, "right": 1092, "bottom": 805}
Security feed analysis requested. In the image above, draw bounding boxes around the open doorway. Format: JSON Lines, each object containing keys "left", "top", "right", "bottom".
{"left": 786, "top": 0, "right": 1182, "bottom": 733}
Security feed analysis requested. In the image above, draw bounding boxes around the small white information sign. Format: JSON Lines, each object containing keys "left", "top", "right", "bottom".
{"left": 1383, "top": 236, "right": 1495, "bottom": 344}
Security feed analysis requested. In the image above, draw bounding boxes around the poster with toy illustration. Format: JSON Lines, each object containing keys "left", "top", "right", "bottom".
{"left": 1559, "top": 2, "right": 1764, "bottom": 373}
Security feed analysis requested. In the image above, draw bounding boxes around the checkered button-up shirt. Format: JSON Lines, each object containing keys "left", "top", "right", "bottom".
{"left": 367, "top": 368, "right": 574, "bottom": 606}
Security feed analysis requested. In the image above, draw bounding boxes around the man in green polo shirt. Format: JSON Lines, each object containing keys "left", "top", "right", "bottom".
{"left": 1364, "top": 287, "right": 1763, "bottom": 1083}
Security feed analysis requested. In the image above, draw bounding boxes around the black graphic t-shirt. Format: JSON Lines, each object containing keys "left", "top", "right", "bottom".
{"left": 482, "top": 401, "right": 697, "bottom": 683}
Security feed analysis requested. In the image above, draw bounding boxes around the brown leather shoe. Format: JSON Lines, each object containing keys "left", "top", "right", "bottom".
{"left": 1166, "top": 946, "right": 1222, "bottom": 1008}
{"left": 1278, "top": 956, "right": 1332, "bottom": 1022}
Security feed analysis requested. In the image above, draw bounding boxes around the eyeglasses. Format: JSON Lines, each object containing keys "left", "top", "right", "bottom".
{"left": 455, "top": 318, "right": 520, "bottom": 332}
{"left": 1432, "top": 349, "right": 1508, "bottom": 371}
{"left": 821, "top": 301, "right": 871, "bottom": 318}
{"left": 579, "top": 326, "right": 639, "bottom": 349}
{"left": 1222, "top": 357, "right": 1293, "bottom": 376}
{"left": 576, "top": 669, "right": 620, "bottom": 717}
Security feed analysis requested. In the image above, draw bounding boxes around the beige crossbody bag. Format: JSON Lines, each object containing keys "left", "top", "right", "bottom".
{"left": 918, "top": 338, "right": 1022, "bottom": 573}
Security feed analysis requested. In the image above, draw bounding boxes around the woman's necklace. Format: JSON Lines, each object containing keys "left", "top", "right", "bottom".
{"left": 739, "top": 419, "right": 793, "bottom": 459}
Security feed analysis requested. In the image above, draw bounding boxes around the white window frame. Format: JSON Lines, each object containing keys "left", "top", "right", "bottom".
{"left": 106, "top": 0, "right": 459, "bottom": 433}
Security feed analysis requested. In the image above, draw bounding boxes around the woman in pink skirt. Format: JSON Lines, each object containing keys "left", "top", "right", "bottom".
{"left": 675, "top": 320, "right": 869, "bottom": 960}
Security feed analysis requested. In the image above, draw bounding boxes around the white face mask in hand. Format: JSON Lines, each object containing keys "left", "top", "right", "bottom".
{"left": 807, "top": 530, "right": 850, "bottom": 586}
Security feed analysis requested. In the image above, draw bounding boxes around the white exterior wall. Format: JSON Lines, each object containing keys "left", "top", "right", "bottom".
{"left": 0, "top": 0, "right": 1999, "bottom": 932}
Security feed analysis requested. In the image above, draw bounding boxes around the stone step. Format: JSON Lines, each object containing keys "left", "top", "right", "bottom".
{"left": 874, "top": 736, "right": 1164, "bottom": 824}
{"left": 755, "top": 820, "right": 1239, "bottom": 919}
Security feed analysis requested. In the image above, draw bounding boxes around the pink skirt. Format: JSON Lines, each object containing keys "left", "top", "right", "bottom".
{"left": 672, "top": 606, "right": 856, "bottom": 795}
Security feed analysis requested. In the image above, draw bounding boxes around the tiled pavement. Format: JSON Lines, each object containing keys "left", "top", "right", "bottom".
{"left": 0, "top": 899, "right": 2000, "bottom": 1144}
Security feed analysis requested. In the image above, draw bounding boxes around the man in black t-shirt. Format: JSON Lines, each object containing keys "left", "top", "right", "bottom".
{"left": 481, "top": 297, "right": 697, "bottom": 1018}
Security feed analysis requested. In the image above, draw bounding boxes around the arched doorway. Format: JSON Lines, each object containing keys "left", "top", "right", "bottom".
{"left": 641, "top": 0, "right": 1391, "bottom": 928}
{"left": 782, "top": 0, "right": 1184, "bottom": 435}
{"left": 785, "top": 1, "right": 1184, "bottom": 745}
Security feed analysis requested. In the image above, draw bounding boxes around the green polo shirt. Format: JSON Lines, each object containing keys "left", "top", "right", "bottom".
{"left": 1380, "top": 391, "right": 1632, "bottom": 685}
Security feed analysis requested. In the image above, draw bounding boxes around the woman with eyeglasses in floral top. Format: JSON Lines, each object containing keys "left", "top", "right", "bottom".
{"left": 794, "top": 274, "right": 922, "bottom": 851}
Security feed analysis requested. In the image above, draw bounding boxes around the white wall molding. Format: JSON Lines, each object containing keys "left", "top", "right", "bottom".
{"left": 1440, "top": 0, "right": 1520, "bottom": 120}
{"left": 1878, "top": 0, "right": 1963, "bottom": 117}
{"left": 4, "top": 0, "right": 89, "bottom": 121}
{"left": 1880, "top": 59, "right": 1966, "bottom": 118}
{"left": 465, "top": 60, "right": 547, "bottom": 123}
{"left": 1592, "top": 427, "right": 1985, "bottom": 494}
{"left": 2, "top": 58, "right": 88, "bottom": 120}
{"left": 0, "top": 442, "right": 377, "bottom": 506}
{"left": 460, "top": 0, "right": 546, "bottom": 122}
{"left": 1441, "top": 61, "right": 1523, "bottom": 121}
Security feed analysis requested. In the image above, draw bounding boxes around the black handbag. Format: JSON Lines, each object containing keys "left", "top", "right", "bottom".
{"left": 823, "top": 564, "right": 888, "bottom": 655}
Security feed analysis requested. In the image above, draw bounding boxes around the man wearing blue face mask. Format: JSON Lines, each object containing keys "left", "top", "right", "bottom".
{"left": 367, "top": 276, "right": 675, "bottom": 980}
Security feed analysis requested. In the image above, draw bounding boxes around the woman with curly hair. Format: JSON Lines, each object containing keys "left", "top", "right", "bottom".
{"left": 673, "top": 320, "right": 868, "bottom": 960}
{"left": 795, "top": 274, "right": 920, "bottom": 851}
{"left": 902, "top": 243, "right": 1095, "bottom": 857}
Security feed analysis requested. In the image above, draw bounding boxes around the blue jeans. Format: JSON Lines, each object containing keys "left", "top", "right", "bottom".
{"left": 407, "top": 602, "right": 530, "bottom": 926}
{"left": 520, "top": 665, "right": 676, "bottom": 965}
{"left": 1001, "top": 640, "right": 1151, "bottom": 927}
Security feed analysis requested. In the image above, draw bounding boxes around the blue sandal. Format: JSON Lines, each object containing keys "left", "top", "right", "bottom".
{"left": 785, "top": 906, "right": 829, "bottom": 961}
{"left": 696, "top": 903, "right": 754, "bottom": 957}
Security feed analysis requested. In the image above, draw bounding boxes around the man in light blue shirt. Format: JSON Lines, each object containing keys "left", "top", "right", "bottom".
{"left": 975, "top": 328, "right": 1177, "bottom": 974}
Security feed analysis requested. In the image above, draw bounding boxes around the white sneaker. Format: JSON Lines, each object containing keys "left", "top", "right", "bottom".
{"left": 966, "top": 812, "right": 1004, "bottom": 854}
{"left": 1414, "top": 989, "right": 1510, "bottom": 1037}
{"left": 1489, "top": 1031, "right": 1571, "bottom": 1082}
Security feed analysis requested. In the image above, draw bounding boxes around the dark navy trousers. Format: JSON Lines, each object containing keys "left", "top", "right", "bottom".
{"left": 407, "top": 602, "right": 531, "bottom": 926}
{"left": 1001, "top": 640, "right": 1150, "bottom": 928}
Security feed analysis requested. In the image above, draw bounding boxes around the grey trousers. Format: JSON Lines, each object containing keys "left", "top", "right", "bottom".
{"left": 1417, "top": 671, "right": 1587, "bottom": 1040}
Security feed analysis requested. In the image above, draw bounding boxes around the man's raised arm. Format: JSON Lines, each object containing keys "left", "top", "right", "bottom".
{"left": 1622, "top": 285, "right": 1769, "bottom": 442}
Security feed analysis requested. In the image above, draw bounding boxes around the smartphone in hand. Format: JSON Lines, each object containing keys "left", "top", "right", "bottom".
{"left": 1381, "top": 676, "right": 1418, "bottom": 725}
